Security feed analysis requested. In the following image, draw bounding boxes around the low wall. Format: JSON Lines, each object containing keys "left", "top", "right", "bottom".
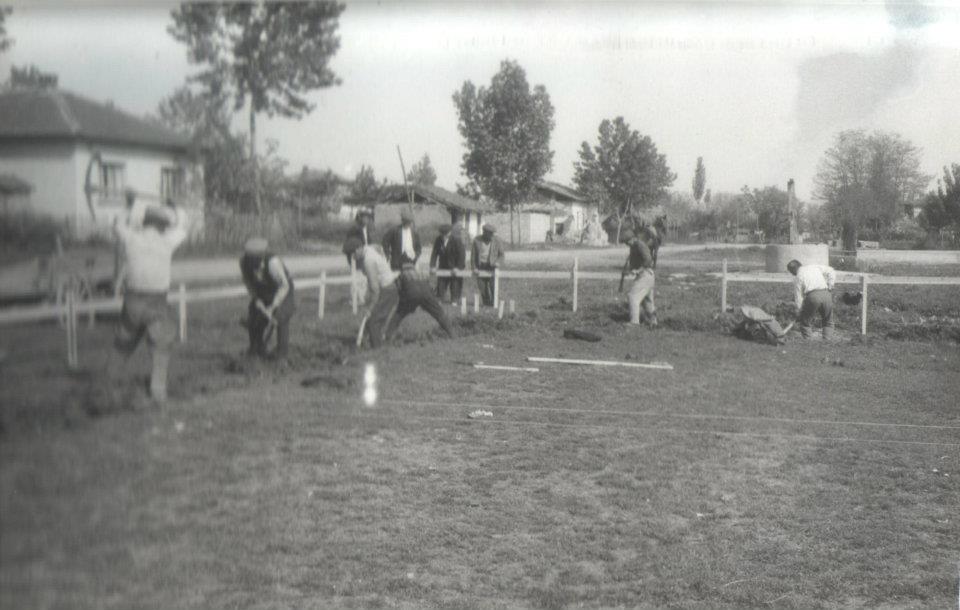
{"left": 765, "top": 243, "right": 828, "bottom": 272}
{"left": 857, "top": 249, "right": 960, "bottom": 265}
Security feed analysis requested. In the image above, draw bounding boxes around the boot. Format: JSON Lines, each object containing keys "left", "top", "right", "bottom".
{"left": 150, "top": 352, "right": 169, "bottom": 403}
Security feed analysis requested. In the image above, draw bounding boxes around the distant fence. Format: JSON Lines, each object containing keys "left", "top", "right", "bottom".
{"left": 3, "top": 257, "right": 960, "bottom": 366}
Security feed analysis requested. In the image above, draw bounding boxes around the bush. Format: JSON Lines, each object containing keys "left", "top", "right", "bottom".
{"left": 0, "top": 210, "right": 66, "bottom": 257}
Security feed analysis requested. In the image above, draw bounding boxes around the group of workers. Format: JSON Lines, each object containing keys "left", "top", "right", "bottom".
{"left": 110, "top": 194, "right": 837, "bottom": 405}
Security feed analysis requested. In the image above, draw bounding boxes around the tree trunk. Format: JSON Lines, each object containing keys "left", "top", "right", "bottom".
{"left": 250, "top": 107, "right": 261, "bottom": 215}
{"left": 841, "top": 220, "right": 857, "bottom": 252}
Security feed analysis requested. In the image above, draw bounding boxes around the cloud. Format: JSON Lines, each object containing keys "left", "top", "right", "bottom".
{"left": 794, "top": 41, "right": 921, "bottom": 141}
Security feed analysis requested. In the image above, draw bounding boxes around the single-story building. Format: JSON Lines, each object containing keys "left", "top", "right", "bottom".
{"left": 0, "top": 88, "right": 204, "bottom": 237}
{"left": 487, "top": 181, "right": 603, "bottom": 245}
{"left": 0, "top": 173, "right": 33, "bottom": 214}
{"left": 342, "top": 183, "right": 495, "bottom": 240}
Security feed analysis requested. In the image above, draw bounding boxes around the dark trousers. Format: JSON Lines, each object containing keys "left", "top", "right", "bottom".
{"left": 366, "top": 276, "right": 455, "bottom": 347}
{"left": 798, "top": 289, "right": 834, "bottom": 339}
{"left": 248, "top": 292, "right": 295, "bottom": 357}
{"left": 476, "top": 264, "right": 495, "bottom": 306}
{"left": 435, "top": 273, "right": 464, "bottom": 303}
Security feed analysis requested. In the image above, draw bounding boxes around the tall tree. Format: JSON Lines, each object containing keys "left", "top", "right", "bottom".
{"left": 692, "top": 156, "right": 706, "bottom": 205}
{"left": 453, "top": 59, "right": 555, "bottom": 244}
{"left": 351, "top": 165, "right": 380, "bottom": 203}
{"left": 573, "top": 116, "right": 676, "bottom": 242}
{"left": 0, "top": 7, "right": 12, "bottom": 55}
{"left": 7, "top": 65, "right": 58, "bottom": 89}
{"left": 919, "top": 164, "right": 960, "bottom": 235}
{"left": 813, "top": 129, "right": 930, "bottom": 250}
{"left": 407, "top": 153, "right": 437, "bottom": 187}
{"left": 169, "top": 1, "right": 345, "bottom": 214}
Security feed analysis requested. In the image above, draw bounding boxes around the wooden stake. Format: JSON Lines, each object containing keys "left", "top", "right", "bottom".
{"left": 178, "top": 282, "right": 187, "bottom": 342}
{"left": 65, "top": 289, "right": 77, "bottom": 368}
{"left": 572, "top": 256, "right": 579, "bottom": 312}
{"left": 527, "top": 356, "right": 673, "bottom": 370}
{"left": 860, "top": 274, "right": 868, "bottom": 335}
{"left": 473, "top": 293, "right": 480, "bottom": 313}
{"left": 473, "top": 363, "right": 539, "bottom": 372}
{"left": 498, "top": 300, "right": 505, "bottom": 319}
{"left": 509, "top": 299, "right": 515, "bottom": 315}
{"left": 460, "top": 296, "right": 467, "bottom": 316}
{"left": 350, "top": 258, "right": 358, "bottom": 315}
{"left": 492, "top": 267, "right": 499, "bottom": 306}
{"left": 720, "top": 258, "right": 728, "bottom": 312}
{"left": 318, "top": 271, "right": 326, "bottom": 320}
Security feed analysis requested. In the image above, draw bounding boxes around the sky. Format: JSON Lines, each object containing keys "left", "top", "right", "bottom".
{"left": 2, "top": 1, "right": 960, "bottom": 201}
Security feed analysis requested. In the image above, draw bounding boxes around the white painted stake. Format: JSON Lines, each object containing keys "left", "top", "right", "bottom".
{"left": 460, "top": 296, "right": 467, "bottom": 316}
{"left": 498, "top": 300, "right": 505, "bottom": 319}
{"left": 721, "top": 258, "right": 728, "bottom": 312}
{"left": 65, "top": 289, "right": 77, "bottom": 369}
{"left": 527, "top": 356, "right": 673, "bottom": 370}
{"left": 473, "top": 293, "right": 480, "bottom": 313}
{"left": 860, "top": 274, "right": 868, "bottom": 335}
{"left": 178, "top": 283, "right": 187, "bottom": 342}
{"left": 509, "top": 299, "right": 515, "bottom": 315}
{"left": 350, "top": 258, "right": 358, "bottom": 315}
{"left": 572, "top": 256, "right": 579, "bottom": 312}
{"left": 473, "top": 363, "right": 539, "bottom": 372}
{"left": 318, "top": 271, "right": 326, "bottom": 320}
{"left": 492, "top": 267, "right": 500, "bottom": 306}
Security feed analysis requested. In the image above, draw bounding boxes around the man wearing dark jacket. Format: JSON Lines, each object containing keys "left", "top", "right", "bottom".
{"left": 240, "top": 237, "right": 296, "bottom": 358}
{"left": 471, "top": 223, "right": 505, "bottom": 306}
{"left": 430, "top": 224, "right": 467, "bottom": 302}
{"left": 343, "top": 208, "right": 375, "bottom": 265}
{"left": 381, "top": 209, "right": 421, "bottom": 271}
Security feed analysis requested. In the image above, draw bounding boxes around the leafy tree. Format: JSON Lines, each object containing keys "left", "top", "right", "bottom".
{"left": 813, "top": 129, "right": 930, "bottom": 250}
{"left": 919, "top": 164, "right": 960, "bottom": 235}
{"left": 573, "top": 116, "right": 675, "bottom": 242}
{"left": 739, "top": 185, "right": 802, "bottom": 242}
{"left": 294, "top": 167, "right": 345, "bottom": 216}
{"left": 704, "top": 189, "right": 711, "bottom": 205}
{"left": 0, "top": 7, "right": 12, "bottom": 55}
{"left": 169, "top": 1, "right": 345, "bottom": 214}
{"left": 692, "top": 157, "right": 706, "bottom": 204}
{"left": 7, "top": 65, "right": 58, "bottom": 89}
{"left": 351, "top": 165, "right": 380, "bottom": 203}
{"left": 453, "top": 59, "right": 555, "bottom": 244}
{"left": 407, "top": 153, "right": 437, "bottom": 187}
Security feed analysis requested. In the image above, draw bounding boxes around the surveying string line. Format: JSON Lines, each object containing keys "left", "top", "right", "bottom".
{"left": 381, "top": 398, "right": 960, "bottom": 431}
{"left": 322, "top": 410, "right": 960, "bottom": 449}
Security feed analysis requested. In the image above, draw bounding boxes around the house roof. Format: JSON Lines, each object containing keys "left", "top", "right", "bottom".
{"left": 0, "top": 88, "right": 190, "bottom": 150}
{"left": 537, "top": 180, "right": 587, "bottom": 203}
{"left": 379, "top": 183, "right": 495, "bottom": 213}
{"left": 0, "top": 173, "right": 33, "bottom": 195}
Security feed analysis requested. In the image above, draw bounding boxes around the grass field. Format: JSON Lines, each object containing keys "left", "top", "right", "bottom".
{"left": 1, "top": 250, "right": 958, "bottom": 609}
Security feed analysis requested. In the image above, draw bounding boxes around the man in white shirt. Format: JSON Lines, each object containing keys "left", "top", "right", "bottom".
{"left": 113, "top": 201, "right": 188, "bottom": 402}
{"left": 787, "top": 259, "right": 836, "bottom": 340}
{"left": 382, "top": 209, "right": 421, "bottom": 270}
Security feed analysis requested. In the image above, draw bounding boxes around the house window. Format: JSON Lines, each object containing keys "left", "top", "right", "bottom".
{"left": 100, "top": 162, "right": 125, "bottom": 199}
{"left": 160, "top": 166, "right": 185, "bottom": 202}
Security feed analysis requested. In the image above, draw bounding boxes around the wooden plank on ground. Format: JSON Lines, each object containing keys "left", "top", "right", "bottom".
{"left": 527, "top": 356, "right": 674, "bottom": 370}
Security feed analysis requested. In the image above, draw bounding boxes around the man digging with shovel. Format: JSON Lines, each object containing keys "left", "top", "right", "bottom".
{"left": 240, "top": 238, "right": 295, "bottom": 359}
{"left": 786, "top": 259, "right": 837, "bottom": 341}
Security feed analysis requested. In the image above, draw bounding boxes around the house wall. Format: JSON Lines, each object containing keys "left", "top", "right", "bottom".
{"left": 0, "top": 140, "right": 77, "bottom": 225}
{"left": 485, "top": 211, "right": 552, "bottom": 244}
{"left": 74, "top": 143, "right": 204, "bottom": 238}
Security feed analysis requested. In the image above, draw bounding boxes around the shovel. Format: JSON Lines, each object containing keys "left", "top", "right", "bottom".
{"left": 356, "top": 313, "right": 370, "bottom": 348}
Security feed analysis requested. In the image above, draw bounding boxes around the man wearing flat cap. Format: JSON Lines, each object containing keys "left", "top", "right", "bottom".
{"left": 471, "top": 223, "right": 505, "bottom": 307}
{"left": 240, "top": 237, "right": 296, "bottom": 358}
{"left": 430, "top": 223, "right": 466, "bottom": 303}
{"left": 381, "top": 208, "right": 421, "bottom": 271}
{"left": 112, "top": 198, "right": 188, "bottom": 402}
{"left": 619, "top": 228, "right": 657, "bottom": 328}
{"left": 344, "top": 237, "right": 454, "bottom": 348}
{"left": 343, "top": 207, "right": 375, "bottom": 265}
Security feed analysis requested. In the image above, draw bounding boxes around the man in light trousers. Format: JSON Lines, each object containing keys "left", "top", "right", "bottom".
{"left": 620, "top": 229, "right": 658, "bottom": 327}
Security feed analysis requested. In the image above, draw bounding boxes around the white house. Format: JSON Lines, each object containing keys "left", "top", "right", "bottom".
{"left": 0, "top": 88, "right": 204, "bottom": 237}
{"left": 487, "top": 181, "right": 600, "bottom": 244}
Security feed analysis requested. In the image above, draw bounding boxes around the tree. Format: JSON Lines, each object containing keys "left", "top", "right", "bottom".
{"left": 453, "top": 59, "right": 555, "bottom": 244}
{"left": 919, "top": 164, "right": 960, "bottom": 236}
{"left": 573, "top": 116, "right": 676, "bottom": 242}
{"left": 407, "top": 153, "right": 437, "bottom": 187}
{"left": 704, "top": 189, "right": 712, "bottom": 205}
{"left": 813, "top": 129, "right": 930, "bottom": 250}
{"left": 739, "top": 185, "right": 800, "bottom": 242}
{"left": 169, "top": 1, "right": 345, "bottom": 214}
{"left": 0, "top": 7, "right": 12, "bottom": 55}
{"left": 6, "top": 65, "right": 57, "bottom": 89}
{"left": 351, "top": 165, "right": 380, "bottom": 203}
{"left": 692, "top": 157, "right": 706, "bottom": 205}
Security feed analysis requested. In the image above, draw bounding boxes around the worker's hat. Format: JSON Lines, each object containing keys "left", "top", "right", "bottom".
{"left": 619, "top": 229, "right": 636, "bottom": 243}
{"left": 438, "top": 223, "right": 452, "bottom": 233}
{"left": 482, "top": 223, "right": 495, "bottom": 232}
{"left": 244, "top": 237, "right": 269, "bottom": 256}
{"left": 400, "top": 209, "right": 414, "bottom": 222}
